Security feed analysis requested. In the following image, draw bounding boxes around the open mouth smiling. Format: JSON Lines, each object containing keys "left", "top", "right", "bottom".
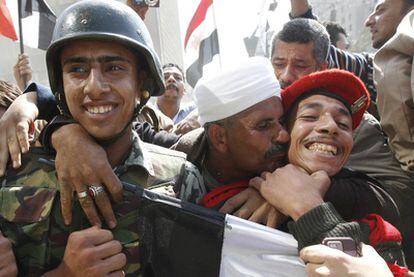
{"left": 306, "top": 142, "right": 338, "bottom": 155}
{"left": 85, "top": 105, "right": 115, "bottom": 114}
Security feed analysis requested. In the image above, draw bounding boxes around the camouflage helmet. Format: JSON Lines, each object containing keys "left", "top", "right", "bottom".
{"left": 46, "top": 0, "right": 164, "bottom": 115}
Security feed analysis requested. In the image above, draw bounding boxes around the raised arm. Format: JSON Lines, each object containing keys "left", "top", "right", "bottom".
{"left": 290, "top": 0, "right": 314, "bottom": 18}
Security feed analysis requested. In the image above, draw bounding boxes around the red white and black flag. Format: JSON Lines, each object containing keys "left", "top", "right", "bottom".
{"left": 184, "top": 0, "right": 220, "bottom": 88}
{"left": 0, "top": 0, "right": 55, "bottom": 50}
{"left": 124, "top": 183, "right": 306, "bottom": 276}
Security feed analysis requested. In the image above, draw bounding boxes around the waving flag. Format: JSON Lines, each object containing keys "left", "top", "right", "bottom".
{"left": 6, "top": 0, "right": 56, "bottom": 50}
{"left": 123, "top": 182, "right": 306, "bottom": 276}
{"left": 184, "top": 0, "right": 220, "bottom": 87}
{"left": 179, "top": 0, "right": 290, "bottom": 81}
{"left": 0, "top": 0, "right": 17, "bottom": 40}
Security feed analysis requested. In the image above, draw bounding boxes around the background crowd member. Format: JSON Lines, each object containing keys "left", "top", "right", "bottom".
{"left": 155, "top": 63, "right": 196, "bottom": 125}
{"left": 0, "top": 1, "right": 204, "bottom": 275}
{"left": 324, "top": 21, "right": 350, "bottom": 50}
{"left": 12, "top": 53, "right": 32, "bottom": 91}
{"left": 250, "top": 69, "right": 405, "bottom": 268}
{"left": 369, "top": 2, "right": 414, "bottom": 174}
{"left": 289, "top": 0, "right": 378, "bottom": 116}
{"left": 368, "top": 0, "right": 414, "bottom": 267}
{"left": 374, "top": 3, "right": 414, "bottom": 267}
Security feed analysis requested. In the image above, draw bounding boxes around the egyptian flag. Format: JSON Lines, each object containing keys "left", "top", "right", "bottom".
{"left": 0, "top": 0, "right": 17, "bottom": 40}
{"left": 123, "top": 182, "right": 306, "bottom": 276}
{"left": 5, "top": 0, "right": 56, "bottom": 50}
{"left": 184, "top": 0, "right": 220, "bottom": 88}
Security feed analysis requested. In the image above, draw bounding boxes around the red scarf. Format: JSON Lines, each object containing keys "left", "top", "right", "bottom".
{"left": 200, "top": 180, "right": 249, "bottom": 208}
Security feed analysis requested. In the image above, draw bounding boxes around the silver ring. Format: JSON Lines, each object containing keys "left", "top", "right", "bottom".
{"left": 88, "top": 185, "right": 105, "bottom": 198}
{"left": 77, "top": 191, "right": 88, "bottom": 199}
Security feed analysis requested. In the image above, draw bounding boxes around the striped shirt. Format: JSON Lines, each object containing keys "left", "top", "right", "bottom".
{"left": 328, "top": 46, "right": 376, "bottom": 101}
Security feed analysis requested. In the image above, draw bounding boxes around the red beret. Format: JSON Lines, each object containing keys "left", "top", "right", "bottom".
{"left": 281, "top": 69, "right": 370, "bottom": 130}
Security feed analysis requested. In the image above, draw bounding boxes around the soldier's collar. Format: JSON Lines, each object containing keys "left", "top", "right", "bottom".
{"left": 124, "top": 131, "right": 155, "bottom": 176}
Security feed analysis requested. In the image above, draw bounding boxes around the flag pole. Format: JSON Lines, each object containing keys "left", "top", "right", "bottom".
{"left": 210, "top": 0, "right": 222, "bottom": 68}
{"left": 17, "top": 0, "right": 27, "bottom": 87}
{"left": 17, "top": 0, "right": 24, "bottom": 54}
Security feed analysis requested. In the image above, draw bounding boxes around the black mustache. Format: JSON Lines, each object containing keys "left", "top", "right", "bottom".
{"left": 166, "top": 84, "right": 179, "bottom": 91}
{"left": 264, "top": 143, "right": 287, "bottom": 160}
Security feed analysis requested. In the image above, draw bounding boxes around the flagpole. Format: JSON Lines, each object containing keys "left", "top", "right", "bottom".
{"left": 17, "top": 0, "right": 24, "bottom": 54}
{"left": 210, "top": 0, "right": 222, "bottom": 68}
{"left": 17, "top": 0, "right": 27, "bottom": 87}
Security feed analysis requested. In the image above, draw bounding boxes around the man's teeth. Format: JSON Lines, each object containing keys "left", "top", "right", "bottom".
{"left": 308, "top": 143, "right": 337, "bottom": 155}
{"left": 87, "top": 105, "right": 113, "bottom": 114}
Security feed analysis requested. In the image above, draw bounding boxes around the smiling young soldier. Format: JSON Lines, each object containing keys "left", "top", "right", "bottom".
{"left": 0, "top": 1, "right": 204, "bottom": 275}
{"left": 250, "top": 69, "right": 406, "bottom": 269}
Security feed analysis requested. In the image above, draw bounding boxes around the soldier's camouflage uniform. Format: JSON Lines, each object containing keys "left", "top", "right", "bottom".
{"left": 0, "top": 131, "right": 205, "bottom": 276}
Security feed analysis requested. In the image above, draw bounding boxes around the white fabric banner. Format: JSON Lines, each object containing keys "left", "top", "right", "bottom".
{"left": 220, "top": 215, "right": 306, "bottom": 277}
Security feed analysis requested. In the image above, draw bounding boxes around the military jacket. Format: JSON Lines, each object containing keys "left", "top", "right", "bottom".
{"left": 0, "top": 131, "right": 204, "bottom": 276}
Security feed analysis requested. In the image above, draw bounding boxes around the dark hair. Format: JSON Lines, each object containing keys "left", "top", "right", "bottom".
{"left": 162, "top": 63, "right": 185, "bottom": 79}
{"left": 404, "top": 0, "right": 414, "bottom": 6}
{"left": 324, "top": 21, "right": 347, "bottom": 46}
{"left": 271, "top": 18, "right": 330, "bottom": 65}
{"left": 0, "top": 80, "right": 22, "bottom": 109}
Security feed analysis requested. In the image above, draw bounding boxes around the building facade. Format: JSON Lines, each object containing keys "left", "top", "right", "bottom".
{"left": 311, "top": 0, "right": 377, "bottom": 52}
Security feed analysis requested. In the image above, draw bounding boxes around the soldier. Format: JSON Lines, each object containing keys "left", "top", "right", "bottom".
{"left": 0, "top": 0, "right": 203, "bottom": 275}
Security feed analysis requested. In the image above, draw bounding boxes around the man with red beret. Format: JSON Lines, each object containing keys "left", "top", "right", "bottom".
{"left": 250, "top": 68, "right": 407, "bottom": 272}
{"left": 270, "top": 17, "right": 414, "bottom": 266}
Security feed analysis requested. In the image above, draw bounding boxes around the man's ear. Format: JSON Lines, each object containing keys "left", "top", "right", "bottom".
{"left": 206, "top": 124, "right": 229, "bottom": 153}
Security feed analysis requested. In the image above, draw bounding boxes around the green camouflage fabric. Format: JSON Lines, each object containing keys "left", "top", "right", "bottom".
{"left": 0, "top": 131, "right": 204, "bottom": 277}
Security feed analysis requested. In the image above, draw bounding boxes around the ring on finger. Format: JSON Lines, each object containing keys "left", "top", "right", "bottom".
{"left": 88, "top": 184, "right": 105, "bottom": 199}
{"left": 77, "top": 191, "right": 88, "bottom": 199}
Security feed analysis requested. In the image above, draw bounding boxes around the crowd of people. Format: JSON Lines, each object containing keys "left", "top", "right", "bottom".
{"left": 0, "top": 0, "right": 413, "bottom": 276}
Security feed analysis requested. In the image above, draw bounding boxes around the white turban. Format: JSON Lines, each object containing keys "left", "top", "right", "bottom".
{"left": 194, "top": 57, "right": 281, "bottom": 126}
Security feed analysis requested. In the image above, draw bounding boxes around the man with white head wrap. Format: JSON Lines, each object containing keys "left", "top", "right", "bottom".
{"left": 195, "top": 57, "right": 282, "bottom": 126}
{"left": 174, "top": 57, "right": 289, "bottom": 225}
